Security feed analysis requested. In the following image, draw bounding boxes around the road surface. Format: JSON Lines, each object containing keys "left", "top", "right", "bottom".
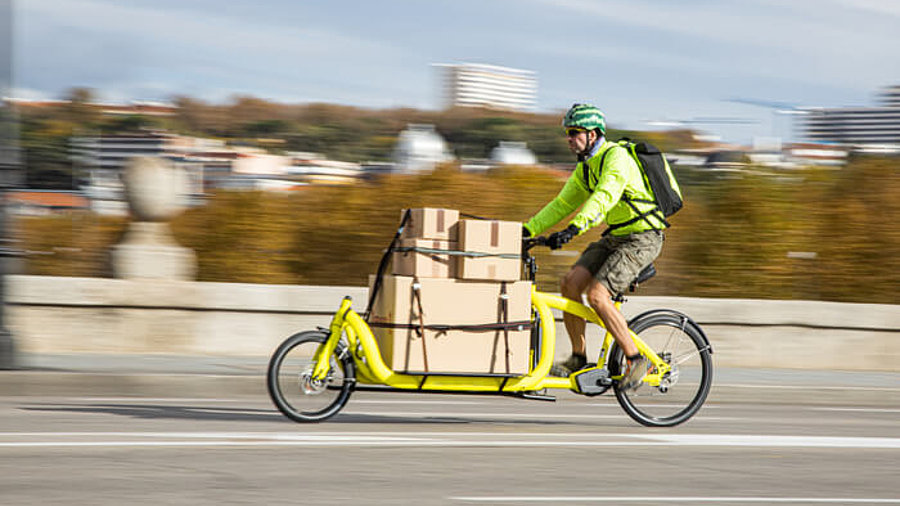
{"left": 1, "top": 365, "right": 899, "bottom": 505}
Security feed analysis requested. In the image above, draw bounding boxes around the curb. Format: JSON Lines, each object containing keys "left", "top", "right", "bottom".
{"left": 0, "top": 371, "right": 266, "bottom": 398}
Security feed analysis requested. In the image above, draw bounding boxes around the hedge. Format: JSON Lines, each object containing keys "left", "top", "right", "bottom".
{"left": 16, "top": 156, "right": 899, "bottom": 304}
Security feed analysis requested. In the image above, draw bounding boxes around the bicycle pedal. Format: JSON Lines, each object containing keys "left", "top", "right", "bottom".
{"left": 573, "top": 367, "right": 612, "bottom": 396}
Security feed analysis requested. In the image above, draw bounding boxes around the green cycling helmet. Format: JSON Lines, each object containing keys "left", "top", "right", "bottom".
{"left": 562, "top": 103, "right": 606, "bottom": 134}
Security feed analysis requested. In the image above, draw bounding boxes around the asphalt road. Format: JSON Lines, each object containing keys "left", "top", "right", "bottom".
{"left": 2, "top": 366, "right": 899, "bottom": 505}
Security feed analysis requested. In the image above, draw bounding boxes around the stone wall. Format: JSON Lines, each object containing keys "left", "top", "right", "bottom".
{"left": 7, "top": 275, "right": 899, "bottom": 370}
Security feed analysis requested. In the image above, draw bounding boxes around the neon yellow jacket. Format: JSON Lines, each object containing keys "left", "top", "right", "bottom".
{"left": 524, "top": 140, "right": 664, "bottom": 237}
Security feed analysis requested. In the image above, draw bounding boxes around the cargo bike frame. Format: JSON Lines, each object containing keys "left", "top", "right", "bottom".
{"left": 267, "top": 233, "right": 713, "bottom": 427}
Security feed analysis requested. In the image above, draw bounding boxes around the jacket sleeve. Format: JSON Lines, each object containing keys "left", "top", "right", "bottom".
{"left": 524, "top": 170, "right": 590, "bottom": 236}
{"left": 568, "top": 146, "right": 636, "bottom": 232}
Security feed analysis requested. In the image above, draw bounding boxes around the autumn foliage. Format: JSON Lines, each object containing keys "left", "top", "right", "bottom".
{"left": 17, "top": 156, "right": 899, "bottom": 304}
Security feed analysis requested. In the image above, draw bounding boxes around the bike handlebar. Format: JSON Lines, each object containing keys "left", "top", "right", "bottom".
{"left": 522, "top": 236, "right": 549, "bottom": 253}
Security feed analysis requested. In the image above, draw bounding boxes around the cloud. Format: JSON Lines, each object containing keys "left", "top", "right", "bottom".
{"left": 828, "top": 0, "right": 900, "bottom": 17}
{"left": 522, "top": 0, "right": 899, "bottom": 97}
{"left": 13, "top": 0, "right": 900, "bottom": 141}
{"left": 17, "top": 0, "right": 427, "bottom": 105}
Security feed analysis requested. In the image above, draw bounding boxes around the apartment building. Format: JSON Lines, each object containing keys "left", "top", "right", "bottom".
{"left": 436, "top": 63, "right": 537, "bottom": 112}
{"left": 803, "top": 85, "right": 900, "bottom": 147}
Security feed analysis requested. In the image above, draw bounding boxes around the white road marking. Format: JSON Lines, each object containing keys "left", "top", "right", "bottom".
{"left": 812, "top": 407, "right": 900, "bottom": 414}
{"left": 450, "top": 496, "right": 900, "bottom": 503}
{"left": 2, "top": 432, "right": 899, "bottom": 449}
{"left": 643, "top": 434, "right": 900, "bottom": 448}
{"left": 71, "top": 397, "right": 243, "bottom": 403}
{"left": 717, "top": 383, "right": 900, "bottom": 392}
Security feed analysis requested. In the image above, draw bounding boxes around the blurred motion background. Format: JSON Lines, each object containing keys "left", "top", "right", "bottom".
{"left": 3, "top": 0, "right": 899, "bottom": 304}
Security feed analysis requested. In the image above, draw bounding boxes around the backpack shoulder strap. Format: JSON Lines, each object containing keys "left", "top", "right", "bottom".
{"left": 582, "top": 142, "right": 623, "bottom": 192}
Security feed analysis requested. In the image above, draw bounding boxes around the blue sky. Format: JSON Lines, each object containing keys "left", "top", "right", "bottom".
{"left": 11, "top": 0, "right": 900, "bottom": 144}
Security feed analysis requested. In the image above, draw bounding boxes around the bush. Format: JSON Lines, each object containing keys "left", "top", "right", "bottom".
{"left": 16, "top": 157, "right": 900, "bottom": 304}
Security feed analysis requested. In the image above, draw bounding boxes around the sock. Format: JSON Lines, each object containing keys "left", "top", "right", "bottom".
{"left": 626, "top": 353, "right": 641, "bottom": 362}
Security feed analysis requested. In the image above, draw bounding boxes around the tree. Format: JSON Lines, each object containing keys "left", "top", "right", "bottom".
{"left": 62, "top": 87, "right": 100, "bottom": 126}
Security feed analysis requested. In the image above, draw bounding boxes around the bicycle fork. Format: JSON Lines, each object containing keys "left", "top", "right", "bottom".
{"left": 311, "top": 297, "right": 353, "bottom": 380}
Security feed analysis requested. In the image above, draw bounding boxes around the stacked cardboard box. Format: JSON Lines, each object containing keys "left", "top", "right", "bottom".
{"left": 401, "top": 207, "right": 458, "bottom": 242}
{"left": 390, "top": 208, "right": 522, "bottom": 282}
{"left": 368, "top": 275, "right": 531, "bottom": 374}
{"left": 370, "top": 208, "right": 531, "bottom": 375}
{"left": 455, "top": 219, "right": 522, "bottom": 281}
{"left": 392, "top": 208, "right": 459, "bottom": 278}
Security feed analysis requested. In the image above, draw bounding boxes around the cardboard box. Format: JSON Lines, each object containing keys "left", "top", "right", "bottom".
{"left": 392, "top": 239, "right": 457, "bottom": 278}
{"left": 368, "top": 274, "right": 532, "bottom": 374}
{"left": 456, "top": 219, "right": 522, "bottom": 281}
{"left": 401, "top": 208, "right": 459, "bottom": 241}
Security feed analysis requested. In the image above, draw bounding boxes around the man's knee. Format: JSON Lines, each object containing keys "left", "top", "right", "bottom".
{"left": 585, "top": 281, "right": 614, "bottom": 310}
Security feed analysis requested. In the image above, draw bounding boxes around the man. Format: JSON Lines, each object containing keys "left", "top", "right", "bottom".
{"left": 522, "top": 103, "right": 666, "bottom": 390}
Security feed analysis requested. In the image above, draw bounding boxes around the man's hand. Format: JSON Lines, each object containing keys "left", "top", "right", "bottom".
{"left": 546, "top": 224, "right": 579, "bottom": 250}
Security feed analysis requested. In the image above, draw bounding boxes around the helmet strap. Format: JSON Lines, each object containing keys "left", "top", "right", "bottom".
{"left": 577, "top": 130, "right": 601, "bottom": 159}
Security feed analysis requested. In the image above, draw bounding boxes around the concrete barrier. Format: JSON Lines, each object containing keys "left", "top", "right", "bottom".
{"left": 6, "top": 275, "right": 899, "bottom": 371}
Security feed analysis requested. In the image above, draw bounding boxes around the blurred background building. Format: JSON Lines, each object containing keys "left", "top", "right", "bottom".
{"left": 71, "top": 132, "right": 208, "bottom": 214}
{"left": 435, "top": 63, "right": 537, "bottom": 112}
{"left": 490, "top": 141, "right": 537, "bottom": 166}
{"left": 392, "top": 124, "right": 454, "bottom": 173}
{"left": 803, "top": 85, "right": 900, "bottom": 148}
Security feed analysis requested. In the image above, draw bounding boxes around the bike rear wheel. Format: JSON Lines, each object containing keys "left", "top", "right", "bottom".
{"left": 267, "top": 330, "right": 355, "bottom": 423}
{"left": 610, "top": 311, "right": 712, "bottom": 427}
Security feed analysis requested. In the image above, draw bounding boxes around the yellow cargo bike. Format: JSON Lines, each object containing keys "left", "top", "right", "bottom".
{"left": 267, "top": 221, "right": 713, "bottom": 427}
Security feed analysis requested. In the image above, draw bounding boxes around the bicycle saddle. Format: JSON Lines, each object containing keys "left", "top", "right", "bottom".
{"left": 628, "top": 263, "right": 657, "bottom": 292}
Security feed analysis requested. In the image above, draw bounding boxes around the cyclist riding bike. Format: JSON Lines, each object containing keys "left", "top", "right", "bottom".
{"left": 522, "top": 103, "right": 667, "bottom": 390}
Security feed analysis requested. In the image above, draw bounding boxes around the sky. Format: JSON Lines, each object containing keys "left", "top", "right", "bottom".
{"left": 9, "top": 0, "right": 900, "bottom": 144}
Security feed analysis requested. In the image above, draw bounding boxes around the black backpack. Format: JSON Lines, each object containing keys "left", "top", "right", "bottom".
{"left": 582, "top": 139, "right": 683, "bottom": 233}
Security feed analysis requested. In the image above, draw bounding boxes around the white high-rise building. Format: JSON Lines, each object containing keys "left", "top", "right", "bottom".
{"left": 435, "top": 63, "right": 537, "bottom": 112}
{"left": 802, "top": 85, "right": 900, "bottom": 146}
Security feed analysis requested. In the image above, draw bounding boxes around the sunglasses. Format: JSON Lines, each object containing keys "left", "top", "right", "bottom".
{"left": 565, "top": 128, "right": 587, "bottom": 137}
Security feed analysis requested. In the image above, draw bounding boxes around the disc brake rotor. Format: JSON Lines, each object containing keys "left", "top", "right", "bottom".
{"left": 299, "top": 366, "right": 328, "bottom": 395}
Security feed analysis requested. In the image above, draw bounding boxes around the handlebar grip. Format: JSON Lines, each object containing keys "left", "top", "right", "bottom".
{"left": 522, "top": 236, "right": 549, "bottom": 251}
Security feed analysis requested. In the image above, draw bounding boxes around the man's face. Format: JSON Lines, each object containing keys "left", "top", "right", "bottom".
{"left": 566, "top": 128, "right": 594, "bottom": 154}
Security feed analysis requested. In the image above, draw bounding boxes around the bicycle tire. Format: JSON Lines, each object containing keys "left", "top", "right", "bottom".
{"left": 610, "top": 311, "right": 712, "bottom": 427}
{"left": 267, "top": 330, "right": 355, "bottom": 423}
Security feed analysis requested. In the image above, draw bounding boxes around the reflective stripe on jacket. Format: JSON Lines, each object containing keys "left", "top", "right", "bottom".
{"left": 524, "top": 140, "right": 664, "bottom": 237}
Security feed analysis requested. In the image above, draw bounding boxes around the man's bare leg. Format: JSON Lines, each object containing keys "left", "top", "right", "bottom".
{"left": 585, "top": 279, "right": 638, "bottom": 357}
{"left": 559, "top": 266, "right": 594, "bottom": 356}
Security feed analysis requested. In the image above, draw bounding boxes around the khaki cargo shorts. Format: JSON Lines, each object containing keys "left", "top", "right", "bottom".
{"left": 575, "top": 231, "right": 664, "bottom": 294}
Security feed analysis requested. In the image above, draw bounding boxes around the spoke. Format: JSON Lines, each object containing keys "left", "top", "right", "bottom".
{"left": 660, "top": 325, "right": 681, "bottom": 356}
{"left": 671, "top": 349, "right": 701, "bottom": 366}
{"left": 671, "top": 344, "right": 711, "bottom": 366}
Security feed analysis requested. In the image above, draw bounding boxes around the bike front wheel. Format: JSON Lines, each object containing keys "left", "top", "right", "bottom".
{"left": 610, "top": 311, "right": 713, "bottom": 427}
{"left": 267, "top": 330, "right": 355, "bottom": 423}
